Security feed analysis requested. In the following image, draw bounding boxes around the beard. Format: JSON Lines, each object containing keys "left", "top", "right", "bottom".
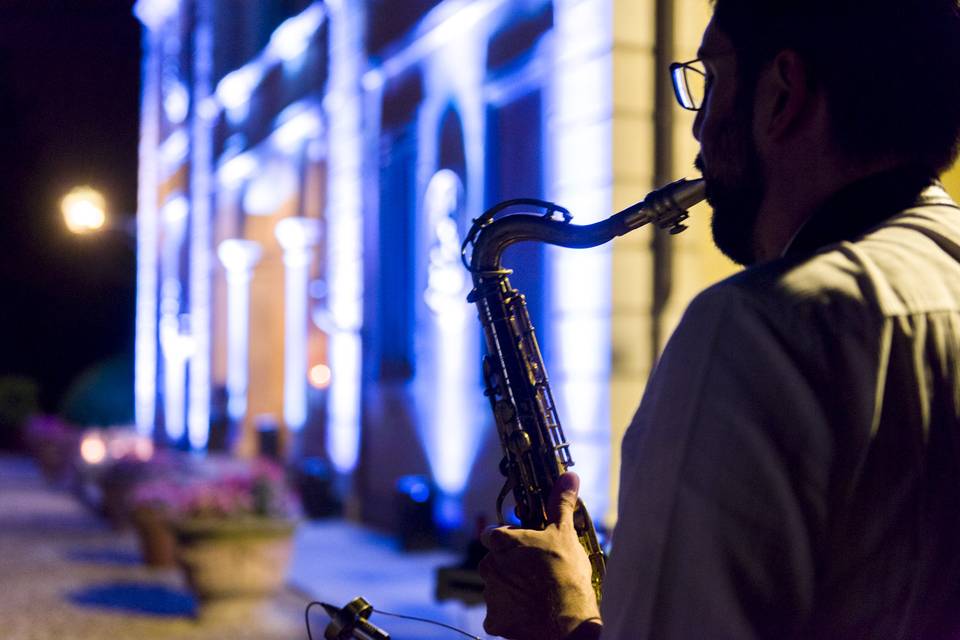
{"left": 694, "top": 98, "right": 766, "bottom": 266}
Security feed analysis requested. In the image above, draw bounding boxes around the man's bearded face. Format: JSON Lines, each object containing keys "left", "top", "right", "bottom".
{"left": 695, "top": 80, "right": 766, "bottom": 266}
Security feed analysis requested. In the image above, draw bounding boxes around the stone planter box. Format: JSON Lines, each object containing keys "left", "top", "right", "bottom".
{"left": 99, "top": 475, "right": 137, "bottom": 529}
{"left": 132, "top": 507, "right": 177, "bottom": 567}
{"left": 174, "top": 518, "right": 296, "bottom": 602}
{"left": 33, "top": 441, "right": 75, "bottom": 484}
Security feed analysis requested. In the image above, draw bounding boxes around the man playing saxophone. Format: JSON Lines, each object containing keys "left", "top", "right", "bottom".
{"left": 479, "top": 1, "right": 960, "bottom": 638}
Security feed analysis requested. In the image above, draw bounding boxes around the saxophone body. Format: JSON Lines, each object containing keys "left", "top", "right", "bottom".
{"left": 462, "top": 178, "right": 706, "bottom": 605}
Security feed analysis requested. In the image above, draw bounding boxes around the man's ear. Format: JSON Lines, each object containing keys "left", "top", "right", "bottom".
{"left": 754, "top": 49, "right": 815, "bottom": 140}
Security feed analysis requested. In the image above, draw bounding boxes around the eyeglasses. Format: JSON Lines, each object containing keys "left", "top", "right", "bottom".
{"left": 669, "top": 58, "right": 707, "bottom": 111}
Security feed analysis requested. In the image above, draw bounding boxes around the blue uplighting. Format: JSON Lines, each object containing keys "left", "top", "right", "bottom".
{"left": 397, "top": 475, "right": 432, "bottom": 504}
{"left": 136, "top": 0, "right": 615, "bottom": 528}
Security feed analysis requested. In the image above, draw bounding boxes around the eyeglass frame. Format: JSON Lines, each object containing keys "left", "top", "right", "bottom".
{"left": 670, "top": 50, "right": 740, "bottom": 111}
{"left": 669, "top": 58, "right": 708, "bottom": 112}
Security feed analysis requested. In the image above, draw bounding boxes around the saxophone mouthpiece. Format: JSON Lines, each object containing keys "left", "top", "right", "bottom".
{"left": 623, "top": 177, "right": 707, "bottom": 235}
{"left": 671, "top": 177, "right": 707, "bottom": 211}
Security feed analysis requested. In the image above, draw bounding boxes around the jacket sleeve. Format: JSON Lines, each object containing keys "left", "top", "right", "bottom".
{"left": 600, "top": 284, "right": 833, "bottom": 639}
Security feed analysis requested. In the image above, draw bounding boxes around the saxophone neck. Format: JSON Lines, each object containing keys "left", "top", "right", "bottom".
{"left": 462, "top": 178, "right": 706, "bottom": 274}
{"left": 618, "top": 177, "right": 706, "bottom": 233}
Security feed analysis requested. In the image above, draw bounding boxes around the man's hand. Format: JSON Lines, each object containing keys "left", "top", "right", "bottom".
{"left": 478, "top": 472, "right": 602, "bottom": 640}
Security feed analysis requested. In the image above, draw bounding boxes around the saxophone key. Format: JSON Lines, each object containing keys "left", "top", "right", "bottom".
{"left": 494, "top": 400, "right": 516, "bottom": 425}
{"left": 508, "top": 430, "right": 532, "bottom": 455}
{"left": 514, "top": 502, "right": 530, "bottom": 524}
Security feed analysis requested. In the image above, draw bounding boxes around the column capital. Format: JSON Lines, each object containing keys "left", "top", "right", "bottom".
{"left": 275, "top": 216, "right": 322, "bottom": 253}
{"left": 217, "top": 238, "right": 262, "bottom": 273}
{"left": 134, "top": 0, "right": 179, "bottom": 31}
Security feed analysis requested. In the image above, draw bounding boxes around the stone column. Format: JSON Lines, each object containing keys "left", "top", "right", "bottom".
{"left": 187, "top": 0, "right": 215, "bottom": 452}
{"left": 159, "top": 313, "right": 195, "bottom": 447}
{"left": 548, "top": 0, "right": 615, "bottom": 523}
{"left": 133, "top": 12, "right": 163, "bottom": 440}
{"left": 274, "top": 216, "right": 322, "bottom": 440}
{"left": 217, "top": 239, "right": 263, "bottom": 432}
{"left": 324, "top": 0, "right": 365, "bottom": 477}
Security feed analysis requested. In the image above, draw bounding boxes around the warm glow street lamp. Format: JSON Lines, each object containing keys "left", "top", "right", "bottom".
{"left": 61, "top": 185, "right": 136, "bottom": 240}
{"left": 61, "top": 186, "right": 108, "bottom": 234}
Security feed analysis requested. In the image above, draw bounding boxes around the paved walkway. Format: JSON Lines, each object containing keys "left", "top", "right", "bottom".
{"left": 0, "top": 455, "right": 490, "bottom": 639}
{"left": 290, "top": 520, "right": 488, "bottom": 639}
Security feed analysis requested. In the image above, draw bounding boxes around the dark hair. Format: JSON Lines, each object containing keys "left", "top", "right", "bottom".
{"left": 711, "top": 0, "right": 960, "bottom": 174}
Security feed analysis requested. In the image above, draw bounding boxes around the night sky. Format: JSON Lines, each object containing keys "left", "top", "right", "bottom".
{"left": 0, "top": 1, "right": 140, "bottom": 410}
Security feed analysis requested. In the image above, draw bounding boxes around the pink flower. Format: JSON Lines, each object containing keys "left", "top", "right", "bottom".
{"left": 132, "top": 456, "right": 296, "bottom": 520}
{"left": 24, "top": 415, "right": 78, "bottom": 447}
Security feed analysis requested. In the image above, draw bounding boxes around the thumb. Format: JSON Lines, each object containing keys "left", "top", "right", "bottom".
{"left": 547, "top": 471, "right": 580, "bottom": 526}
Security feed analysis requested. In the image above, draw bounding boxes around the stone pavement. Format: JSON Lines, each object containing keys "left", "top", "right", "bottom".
{"left": 0, "top": 455, "right": 491, "bottom": 640}
{"left": 289, "top": 520, "right": 488, "bottom": 639}
{"left": 0, "top": 455, "right": 303, "bottom": 639}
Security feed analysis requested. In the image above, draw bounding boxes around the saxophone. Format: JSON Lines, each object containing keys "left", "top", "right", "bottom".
{"left": 461, "top": 178, "right": 707, "bottom": 605}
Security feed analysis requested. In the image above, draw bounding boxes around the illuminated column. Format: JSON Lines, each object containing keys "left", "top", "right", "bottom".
{"left": 274, "top": 217, "right": 322, "bottom": 434}
{"left": 159, "top": 314, "right": 195, "bottom": 444}
{"left": 133, "top": 0, "right": 179, "bottom": 435}
{"left": 412, "top": 17, "right": 488, "bottom": 502}
{"left": 607, "top": 0, "right": 657, "bottom": 526}
{"left": 418, "top": 170, "right": 476, "bottom": 498}
{"left": 548, "top": 0, "right": 614, "bottom": 520}
{"left": 217, "top": 239, "right": 262, "bottom": 426}
{"left": 324, "top": 0, "right": 365, "bottom": 475}
{"left": 158, "top": 196, "right": 189, "bottom": 444}
{"left": 188, "top": 0, "right": 215, "bottom": 451}
{"left": 132, "top": 2, "right": 168, "bottom": 438}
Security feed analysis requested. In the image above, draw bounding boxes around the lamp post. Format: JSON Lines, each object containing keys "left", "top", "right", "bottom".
{"left": 62, "top": 185, "right": 150, "bottom": 441}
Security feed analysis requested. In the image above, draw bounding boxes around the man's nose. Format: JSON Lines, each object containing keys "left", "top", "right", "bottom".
{"left": 692, "top": 109, "right": 704, "bottom": 142}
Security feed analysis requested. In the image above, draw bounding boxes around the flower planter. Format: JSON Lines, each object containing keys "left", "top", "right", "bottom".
{"left": 132, "top": 506, "right": 177, "bottom": 567}
{"left": 98, "top": 456, "right": 166, "bottom": 530}
{"left": 99, "top": 476, "right": 132, "bottom": 529}
{"left": 174, "top": 517, "right": 296, "bottom": 602}
{"left": 33, "top": 441, "right": 74, "bottom": 484}
{"left": 24, "top": 415, "right": 79, "bottom": 485}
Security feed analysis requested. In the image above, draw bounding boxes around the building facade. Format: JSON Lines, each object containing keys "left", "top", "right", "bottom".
{"left": 133, "top": 0, "right": 730, "bottom": 531}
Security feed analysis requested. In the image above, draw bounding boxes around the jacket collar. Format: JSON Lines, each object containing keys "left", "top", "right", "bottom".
{"left": 782, "top": 165, "right": 942, "bottom": 259}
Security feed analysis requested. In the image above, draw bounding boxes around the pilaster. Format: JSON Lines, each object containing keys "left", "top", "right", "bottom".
{"left": 275, "top": 216, "right": 323, "bottom": 437}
